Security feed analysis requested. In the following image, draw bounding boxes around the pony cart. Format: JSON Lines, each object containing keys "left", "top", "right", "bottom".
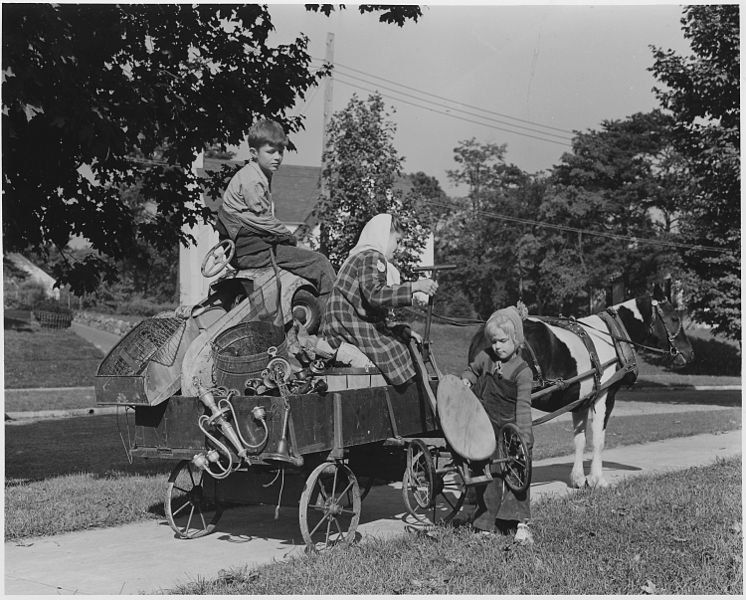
{"left": 96, "top": 239, "right": 692, "bottom": 550}
{"left": 95, "top": 252, "right": 530, "bottom": 551}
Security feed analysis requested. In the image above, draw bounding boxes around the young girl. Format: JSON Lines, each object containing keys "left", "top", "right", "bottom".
{"left": 321, "top": 213, "right": 437, "bottom": 385}
{"left": 461, "top": 304, "right": 534, "bottom": 544}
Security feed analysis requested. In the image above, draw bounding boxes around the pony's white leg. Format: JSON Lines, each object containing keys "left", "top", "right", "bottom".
{"left": 586, "top": 393, "right": 610, "bottom": 488}
{"left": 570, "top": 409, "right": 589, "bottom": 488}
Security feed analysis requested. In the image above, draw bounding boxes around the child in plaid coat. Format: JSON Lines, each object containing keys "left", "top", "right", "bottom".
{"left": 321, "top": 213, "right": 438, "bottom": 385}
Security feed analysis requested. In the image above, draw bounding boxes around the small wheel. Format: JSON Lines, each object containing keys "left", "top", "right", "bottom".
{"left": 299, "top": 461, "right": 361, "bottom": 552}
{"left": 165, "top": 460, "right": 224, "bottom": 539}
{"left": 402, "top": 439, "right": 434, "bottom": 517}
{"left": 498, "top": 422, "right": 532, "bottom": 494}
{"left": 291, "top": 289, "right": 322, "bottom": 334}
{"left": 201, "top": 239, "right": 235, "bottom": 278}
{"left": 402, "top": 443, "right": 466, "bottom": 525}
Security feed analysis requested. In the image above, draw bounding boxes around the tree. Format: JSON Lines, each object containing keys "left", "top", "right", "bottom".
{"left": 406, "top": 171, "right": 450, "bottom": 228}
{"left": 534, "top": 111, "right": 687, "bottom": 315}
{"left": 650, "top": 5, "right": 740, "bottom": 340}
{"left": 438, "top": 139, "right": 535, "bottom": 318}
{"left": 446, "top": 138, "right": 526, "bottom": 212}
{"left": 2, "top": 4, "right": 420, "bottom": 293}
{"left": 313, "top": 93, "right": 430, "bottom": 276}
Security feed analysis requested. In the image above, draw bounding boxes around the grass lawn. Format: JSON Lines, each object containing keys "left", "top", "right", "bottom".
{"left": 4, "top": 408, "right": 740, "bottom": 540}
{"left": 170, "top": 457, "right": 742, "bottom": 595}
{"left": 4, "top": 329, "right": 104, "bottom": 389}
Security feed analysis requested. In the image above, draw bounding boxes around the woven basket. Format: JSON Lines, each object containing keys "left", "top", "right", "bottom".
{"left": 212, "top": 321, "right": 286, "bottom": 387}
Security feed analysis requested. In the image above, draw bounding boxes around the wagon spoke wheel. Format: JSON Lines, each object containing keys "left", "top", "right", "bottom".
{"left": 498, "top": 423, "right": 532, "bottom": 494}
{"left": 402, "top": 442, "right": 466, "bottom": 525}
{"left": 299, "top": 461, "right": 361, "bottom": 553}
{"left": 165, "top": 460, "right": 224, "bottom": 539}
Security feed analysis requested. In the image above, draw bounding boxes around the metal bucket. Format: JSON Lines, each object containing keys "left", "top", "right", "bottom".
{"left": 212, "top": 321, "right": 286, "bottom": 388}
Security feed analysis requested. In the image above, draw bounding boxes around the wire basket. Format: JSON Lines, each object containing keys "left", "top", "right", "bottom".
{"left": 98, "top": 317, "right": 186, "bottom": 376}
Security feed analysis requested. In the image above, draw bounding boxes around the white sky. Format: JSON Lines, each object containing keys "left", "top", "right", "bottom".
{"left": 235, "top": 4, "right": 693, "bottom": 196}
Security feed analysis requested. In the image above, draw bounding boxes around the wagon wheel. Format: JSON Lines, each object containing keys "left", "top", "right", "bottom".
{"left": 343, "top": 475, "right": 375, "bottom": 507}
{"left": 498, "top": 423, "right": 532, "bottom": 494}
{"left": 165, "top": 460, "right": 224, "bottom": 539}
{"left": 299, "top": 461, "right": 361, "bottom": 552}
{"left": 201, "top": 239, "right": 235, "bottom": 278}
{"left": 402, "top": 442, "right": 466, "bottom": 525}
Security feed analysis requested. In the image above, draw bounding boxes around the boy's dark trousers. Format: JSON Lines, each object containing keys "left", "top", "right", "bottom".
{"left": 218, "top": 220, "right": 335, "bottom": 300}
{"left": 235, "top": 243, "right": 335, "bottom": 300}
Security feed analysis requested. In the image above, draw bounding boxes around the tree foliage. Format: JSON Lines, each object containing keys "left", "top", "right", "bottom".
{"left": 650, "top": 4, "right": 740, "bottom": 340}
{"left": 533, "top": 111, "right": 687, "bottom": 315}
{"left": 437, "top": 139, "right": 535, "bottom": 318}
{"left": 2, "top": 4, "right": 419, "bottom": 293}
{"left": 314, "top": 93, "right": 430, "bottom": 276}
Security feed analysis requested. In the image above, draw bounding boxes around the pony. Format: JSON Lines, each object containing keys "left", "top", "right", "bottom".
{"left": 467, "top": 284, "right": 694, "bottom": 488}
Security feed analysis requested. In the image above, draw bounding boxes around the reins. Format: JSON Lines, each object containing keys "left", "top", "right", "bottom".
{"left": 404, "top": 302, "right": 683, "bottom": 358}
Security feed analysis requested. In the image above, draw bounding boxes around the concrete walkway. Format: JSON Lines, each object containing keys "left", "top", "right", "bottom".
{"left": 4, "top": 429, "right": 741, "bottom": 595}
{"left": 71, "top": 321, "right": 122, "bottom": 355}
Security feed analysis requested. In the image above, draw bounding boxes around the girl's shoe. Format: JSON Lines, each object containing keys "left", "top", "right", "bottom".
{"left": 514, "top": 523, "right": 533, "bottom": 545}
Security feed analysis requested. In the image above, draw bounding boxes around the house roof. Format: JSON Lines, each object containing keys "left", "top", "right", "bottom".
{"left": 198, "top": 158, "right": 321, "bottom": 225}
{"left": 198, "top": 157, "right": 414, "bottom": 227}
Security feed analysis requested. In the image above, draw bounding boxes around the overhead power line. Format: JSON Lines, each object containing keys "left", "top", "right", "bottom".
{"left": 332, "top": 70, "right": 573, "bottom": 142}
{"left": 312, "top": 57, "right": 575, "bottom": 136}
{"left": 426, "top": 198, "right": 729, "bottom": 254}
{"left": 334, "top": 76, "right": 570, "bottom": 147}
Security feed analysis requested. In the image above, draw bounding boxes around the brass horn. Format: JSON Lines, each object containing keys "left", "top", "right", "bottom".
{"left": 262, "top": 402, "right": 303, "bottom": 467}
{"left": 262, "top": 359, "right": 303, "bottom": 467}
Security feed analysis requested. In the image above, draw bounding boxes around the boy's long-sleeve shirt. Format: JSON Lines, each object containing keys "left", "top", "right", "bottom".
{"left": 217, "top": 161, "right": 294, "bottom": 243}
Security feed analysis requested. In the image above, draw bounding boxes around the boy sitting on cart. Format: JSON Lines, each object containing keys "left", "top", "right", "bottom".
{"left": 461, "top": 304, "right": 534, "bottom": 545}
{"left": 321, "top": 213, "right": 438, "bottom": 385}
{"left": 215, "top": 119, "right": 336, "bottom": 305}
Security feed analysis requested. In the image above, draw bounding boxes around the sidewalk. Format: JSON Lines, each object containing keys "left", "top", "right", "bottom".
{"left": 4, "top": 430, "right": 741, "bottom": 595}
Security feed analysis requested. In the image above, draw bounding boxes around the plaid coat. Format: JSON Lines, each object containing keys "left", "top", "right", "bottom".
{"left": 322, "top": 250, "right": 415, "bottom": 385}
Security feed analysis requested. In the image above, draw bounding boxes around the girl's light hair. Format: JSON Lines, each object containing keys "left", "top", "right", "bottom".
{"left": 484, "top": 314, "right": 521, "bottom": 348}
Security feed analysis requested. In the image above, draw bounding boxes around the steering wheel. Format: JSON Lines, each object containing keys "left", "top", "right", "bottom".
{"left": 201, "top": 239, "right": 235, "bottom": 278}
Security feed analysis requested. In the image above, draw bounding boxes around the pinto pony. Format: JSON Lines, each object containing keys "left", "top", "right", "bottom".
{"left": 468, "top": 285, "right": 694, "bottom": 488}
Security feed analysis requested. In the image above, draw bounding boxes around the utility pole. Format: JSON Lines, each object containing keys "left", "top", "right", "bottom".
{"left": 320, "top": 32, "right": 334, "bottom": 199}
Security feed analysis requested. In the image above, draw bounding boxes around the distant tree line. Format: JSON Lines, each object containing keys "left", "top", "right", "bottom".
{"left": 3, "top": 5, "right": 738, "bottom": 339}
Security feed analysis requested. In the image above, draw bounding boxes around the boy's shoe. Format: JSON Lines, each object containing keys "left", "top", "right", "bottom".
{"left": 514, "top": 523, "right": 534, "bottom": 545}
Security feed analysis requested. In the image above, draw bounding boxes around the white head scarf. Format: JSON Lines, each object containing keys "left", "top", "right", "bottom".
{"left": 343, "top": 213, "right": 401, "bottom": 285}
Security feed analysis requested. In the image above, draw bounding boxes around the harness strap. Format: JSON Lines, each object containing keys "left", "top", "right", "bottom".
{"left": 600, "top": 309, "right": 639, "bottom": 386}
{"left": 530, "top": 362, "right": 633, "bottom": 426}
{"left": 539, "top": 316, "right": 604, "bottom": 402}
{"left": 523, "top": 341, "right": 546, "bottom": 389}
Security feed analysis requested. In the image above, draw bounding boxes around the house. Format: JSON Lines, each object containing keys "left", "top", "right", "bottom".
{"left": 4, "top": 252, "right": 60, "bottom": 300}
{"left": 199, "top": 158, "right": 418, "bottom": 242}
{"left": 198, "top": 158, "right": 322, "bottom": 235}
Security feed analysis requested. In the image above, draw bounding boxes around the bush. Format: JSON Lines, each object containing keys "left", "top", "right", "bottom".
{"left": 4, "top": 279, "right": 48, "bottom": 310}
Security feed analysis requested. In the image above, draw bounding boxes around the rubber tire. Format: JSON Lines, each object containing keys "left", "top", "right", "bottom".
{"left": 292, "top": 289, "right": 322, "bottom": 334}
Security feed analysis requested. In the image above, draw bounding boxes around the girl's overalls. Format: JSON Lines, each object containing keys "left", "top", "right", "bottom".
{"left": 471, "top": 362, "right": 531, "bottom": 531}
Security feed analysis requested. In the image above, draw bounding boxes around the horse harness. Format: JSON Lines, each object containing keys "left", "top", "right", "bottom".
{"left": 524, "top": 309, "right": 640, "bottom": 426}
